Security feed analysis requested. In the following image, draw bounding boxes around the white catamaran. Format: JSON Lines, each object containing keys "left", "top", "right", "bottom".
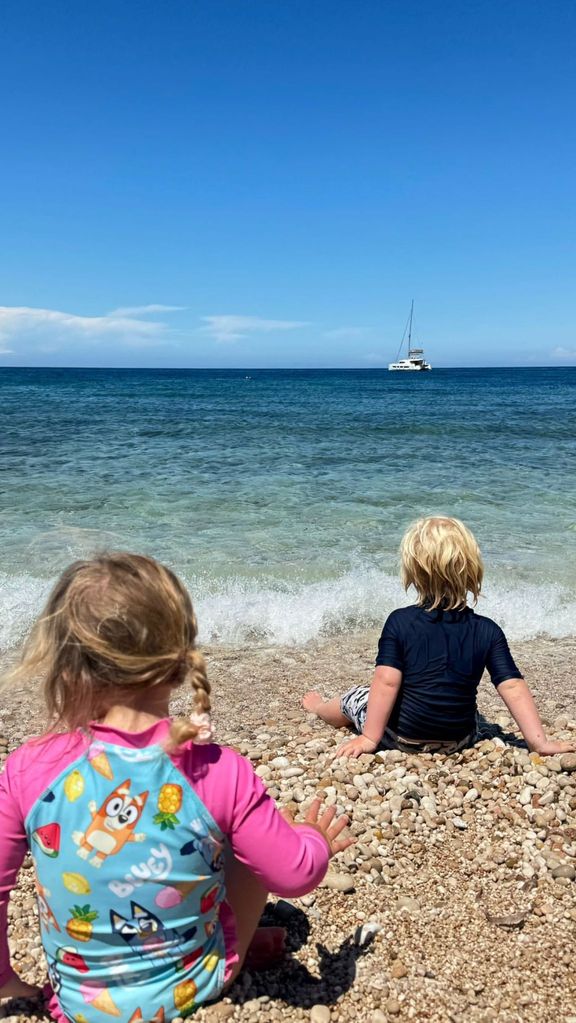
{"left": 388, "top": 302, "right": 431, "bottom": 371}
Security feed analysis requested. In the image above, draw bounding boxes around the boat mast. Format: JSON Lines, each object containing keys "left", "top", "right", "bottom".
{"left": 408, "top": 300, "right": 414, "bottom": 354}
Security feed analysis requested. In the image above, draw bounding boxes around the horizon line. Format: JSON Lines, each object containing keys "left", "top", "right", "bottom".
{"left": 0, "top": 364, "right": 574, "bottom": 371}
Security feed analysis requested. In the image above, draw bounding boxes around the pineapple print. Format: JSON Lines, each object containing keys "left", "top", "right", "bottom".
{"left": 66, "top": 904, "right": 99, "bottom": 942}
{"left": 154, "top": 783, "right": 183, "bottom": 830}
{"left": 174, "top": 978, "right": 197, "bottom": 1013}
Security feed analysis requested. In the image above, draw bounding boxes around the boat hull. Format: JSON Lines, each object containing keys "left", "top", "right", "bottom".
{"left": 388, "top": 362, "right": 432, "bottom": 371}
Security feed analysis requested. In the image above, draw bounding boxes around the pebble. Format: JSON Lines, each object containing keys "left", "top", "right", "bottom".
{"left": 391, "top": 959, "right": 409, "bottom": 979}
{"left": 396, "top": 895, "right": 421, "bottom": 913}
{"left": 560, "top": 753, "right": 576, "bottom": 773}
{"left": 319, "top": 872, "right": 355, "bottom": 892}
{"left": 203, "top": 1008, "right": 235, "bottom": 1022}
{"left": 551, "top": 864, "right": 576, "bottom": 881}
{"left": 310, "top": 1007, "right": 331, "bottom": 1023}
{"left": 386, "top": 997, "right": 402, "bottom": 1014}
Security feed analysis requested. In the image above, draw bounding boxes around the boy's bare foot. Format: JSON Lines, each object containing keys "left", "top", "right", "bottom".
{"left": 302, "top": 692, "right": 350, "bottom": 728}
{"left": 302, "top": 690, "right": 324, "bottom": 714}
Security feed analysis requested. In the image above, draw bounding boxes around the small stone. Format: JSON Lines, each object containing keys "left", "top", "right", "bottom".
{"left": 452, "top": 817, "right": 468, "bottom": 830}
{"left": 310, "top": 1006, "right": 331, "bottom": 1023}
{"left": 396, "top": 895, "right": 420, "bottom": 913}
{"left": 551, "top": 864, "right": 576, "bottom": 881}
{"left": 370, "top": 1012, "right": 387, "bottom": 1023}
{"left": 560, "top": 753, "right": 576, "bottom": 773}
{"left": 391, "top": 959, "right": 408, "bottom": 979}
{"left": 203, "top": 1005, "right": 235, "bottom": 1021}
{"left": 386, "top": 996, "right": 402, "bottom": 1014}
{"left": 319, "top": 871, "right": 355, "bottom": 893}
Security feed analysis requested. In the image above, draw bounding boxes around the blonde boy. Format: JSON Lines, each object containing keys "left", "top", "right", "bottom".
{"left": 303, "top": 516, "right": 575, "bottom": 758}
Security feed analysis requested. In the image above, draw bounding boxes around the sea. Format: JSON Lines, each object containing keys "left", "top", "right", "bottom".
{"left": 1, "top": 367, "right": 575, "bottom": 654}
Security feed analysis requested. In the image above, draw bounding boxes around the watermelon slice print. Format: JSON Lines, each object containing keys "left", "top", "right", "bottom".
{"left": 33, "top": 823, "right": 61, "bottom": 858}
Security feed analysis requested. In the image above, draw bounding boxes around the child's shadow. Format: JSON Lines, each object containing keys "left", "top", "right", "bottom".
{"left": 227, "top": 903, "right": 374, "bottom": 1009}
{"left": 476, "top": 712, "right": 526, "bottom": 749}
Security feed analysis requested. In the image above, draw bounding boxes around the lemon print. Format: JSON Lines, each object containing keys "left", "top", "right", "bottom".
{"left": 62, "top": 872, "right": 91, "bottom": 895}
{"left": 203, "top": 952, "right": 219, "bottom": 972}
{"left": 75, "top": 1016, "right": 89, "bottom": 1023}
{"left": 64, "top": 770, "right": 85, "bottom": 802}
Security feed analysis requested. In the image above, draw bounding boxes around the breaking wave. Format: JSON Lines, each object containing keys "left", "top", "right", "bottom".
{"left": 1, "top": 567, "right": 575, "bottom": 654}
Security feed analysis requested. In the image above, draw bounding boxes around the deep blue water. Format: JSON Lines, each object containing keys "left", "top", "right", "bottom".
{"left": 1, "top": 367, "right": 575, "bottom": 647}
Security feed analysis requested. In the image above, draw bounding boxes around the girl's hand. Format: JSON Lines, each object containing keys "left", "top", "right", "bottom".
{"left": 281, "top": 797, "right": 354, "bottom": 858}
{"left": 0, "top": 974, "right": 44, "bottom": 1003}
{"left": 335, "top": 734, "right": 377, "bottom": 759}
{"left": 532, "top": 739, "right": 576, "bottom": 756}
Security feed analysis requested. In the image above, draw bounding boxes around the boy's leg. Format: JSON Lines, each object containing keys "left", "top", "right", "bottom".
{"left": 302, "top": 691, "right": 349, "bottom": 728}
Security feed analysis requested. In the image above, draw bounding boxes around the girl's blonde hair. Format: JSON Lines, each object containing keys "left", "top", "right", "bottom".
{"left": 400, "top": 516, "right": 483, "bottom": 610}
{"left": 5, "top": 552, "right": 210, "bottom": 747}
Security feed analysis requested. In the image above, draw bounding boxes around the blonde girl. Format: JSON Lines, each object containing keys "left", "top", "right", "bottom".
{"left": 303, "top": 516, "right": 576, "bottom": 759}
{"left": 0, "top": 553, "right": 351, "bottom": 1021}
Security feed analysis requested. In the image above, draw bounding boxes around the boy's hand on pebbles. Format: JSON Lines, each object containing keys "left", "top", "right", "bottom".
{"left": 281, "top": 797, "right": 354, "bottom": 858}
{"left": 335, "top": 734, "right": 377, "bottom": 759}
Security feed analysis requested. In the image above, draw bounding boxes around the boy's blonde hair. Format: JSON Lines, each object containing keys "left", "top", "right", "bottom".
{"left": 5, "top": 552, "right": 209, "bottom": 747}
{"left": 400, "top": 516, "right": 483, "bottom": 610}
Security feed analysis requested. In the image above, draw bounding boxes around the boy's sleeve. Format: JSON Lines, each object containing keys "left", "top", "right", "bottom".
{"left": 0, "top": 750, "right": 30, "bottom": 986}
{"left": 486, "top": 625, "right": 524, "bottom": 687}
{"left": 375, "top": 611, "right": 404, "bottom": 669}
{"left": 214, "top": 750, "right": 330, "bottom": 897}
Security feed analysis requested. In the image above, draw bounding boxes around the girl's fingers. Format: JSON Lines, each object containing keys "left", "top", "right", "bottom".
{"left": 317, "top": 806, "right": 337, "bottom": 831}
{"left": 327, "top": 815, "right": 349, "bottom": 839}
{"left": 305, "top": 798, "right": 322, "bottom": 825}
{"left": 332, "top": 837, "right": 355, "bottom": 854}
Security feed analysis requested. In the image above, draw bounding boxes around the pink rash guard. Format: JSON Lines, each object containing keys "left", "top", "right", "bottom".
{"left": 0, "top": 719, "right": 330, "bottom": 1021}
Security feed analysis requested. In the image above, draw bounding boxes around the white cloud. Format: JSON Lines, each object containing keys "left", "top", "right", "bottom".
{"left": 0, "top": 304, "right": 181, "bottom": 352}
{"left": 200, "top": 314, "right": 309, "bottom": 344}
{"left": 551, "top": 346, "right": 576, "bottom": 361}
{"left": 109, "top": 304, "right": 187, "bottom": 317}
{"left": 324, "top": 326, "right": 372, "bottom": 340}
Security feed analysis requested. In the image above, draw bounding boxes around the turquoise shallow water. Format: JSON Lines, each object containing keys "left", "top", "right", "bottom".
{"left": 1, "top": 367, "right": 575, "bottom": 649}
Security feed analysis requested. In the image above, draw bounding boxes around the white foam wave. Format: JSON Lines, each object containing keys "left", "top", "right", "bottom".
{"left": 1, "top": 568, "right": 575, "bottom": 653}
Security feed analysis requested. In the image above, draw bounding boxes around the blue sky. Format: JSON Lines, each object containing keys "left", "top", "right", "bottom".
{"left": 1, "top": 0, "right": 575, "bottom": 368}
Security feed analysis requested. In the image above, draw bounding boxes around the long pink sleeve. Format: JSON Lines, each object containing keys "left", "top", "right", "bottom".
{"left": 182, "top": 744, "right": 330, "bottom": 896}
{"left": 0, "top": 751, "right": 29, "bottom": 985}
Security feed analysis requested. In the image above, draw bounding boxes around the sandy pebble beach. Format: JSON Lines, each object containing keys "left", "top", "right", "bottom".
{"left": 1, "top": 630, "right": 575, "bottom": 1023}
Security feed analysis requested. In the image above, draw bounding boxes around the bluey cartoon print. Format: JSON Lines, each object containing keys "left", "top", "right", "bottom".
{"left": 110, "top": 902, "right": 197, "bottom": 964}
{"left": 72, "top": 779, "right": 148, "bottom": 868}
{"left": 180, "top": 818, "right": 224, "bottom": 872}
{"left": 36, "top": 880, "right": 61, "bottom": 933}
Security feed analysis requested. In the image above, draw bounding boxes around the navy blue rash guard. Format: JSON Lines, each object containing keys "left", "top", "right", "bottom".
{"left": 376, "top": 604, "right": 523, "bottom": 742}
